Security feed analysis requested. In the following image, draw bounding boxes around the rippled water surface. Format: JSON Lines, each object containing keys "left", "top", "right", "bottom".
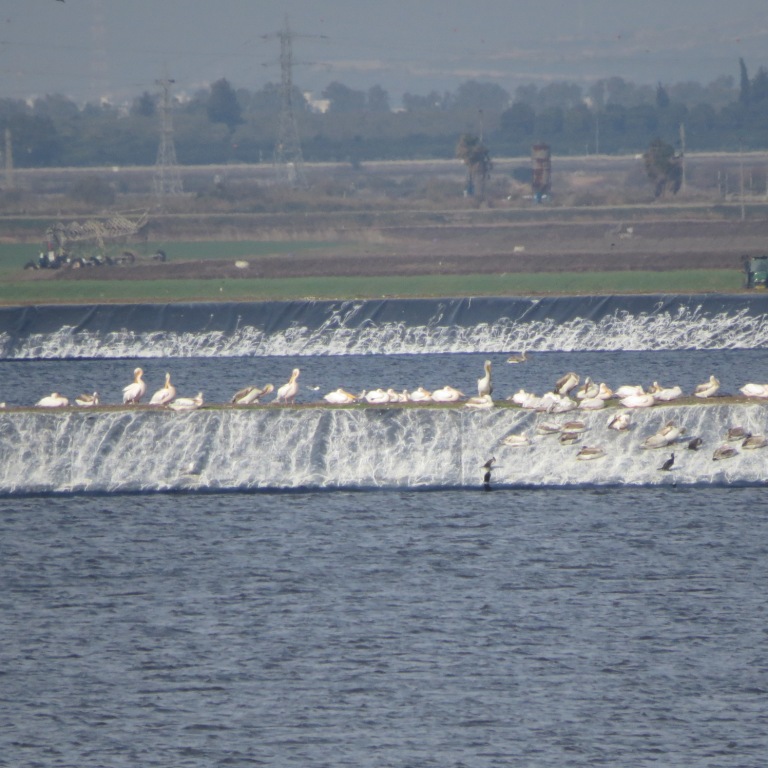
{"left": 3, "top": 487, "right": 768, "bottom": 767}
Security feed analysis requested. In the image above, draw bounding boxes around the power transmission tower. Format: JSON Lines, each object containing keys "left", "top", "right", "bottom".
{"left": 272, "top": 16, "right": 307, "bottom": 187}
{"left": 153, "top": 74, "right": 184, "bottom": 201}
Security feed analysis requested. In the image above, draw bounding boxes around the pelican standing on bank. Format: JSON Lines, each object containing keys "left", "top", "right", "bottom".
{"left": 274, "top": 368, "right": 300, "bottom": 404}
{"left": 477, "top": 360, "right": 493, "bottom": 398}
{"left": 122, "top": 367, "right": 147, "bottom": 404}
{"left": 149, "top": 372, "right": 177, "bottom": 406}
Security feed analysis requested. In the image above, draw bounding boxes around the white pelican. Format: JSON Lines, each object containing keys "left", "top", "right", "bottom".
{"left": 323, "top": 388, "right": 358, "bottom": 404}
{"left": 75, "top": 392, "right": 99, "bottom": 407}
{"left": 742, "top": 435, "right": 767, "bottom": 449}
{"left": 607, "top": 412, "right": 631, "bottom": 431}
{"left": 274, "top": 368, "right": 300, "bottom": 404}
{"left": 501, "top": 433, "right": 530, "bottom": 447}
{"left": 122, "top": 367, "right": 146, "bottom": 404}
{"left": 506, "top": 351, "right": 528, "bottom": 364}
{"left": 576, "top": 445, "right": 606, "bottom": 461}
{"left": 575, "top": 377, "right": 599, "bottom": 400}
{"left": 562, "top": 420, "right": 587, "bottom": 433}
{"left": 168, "top": 392, "right": 204, "bottom": 412}
{"left": 620, "top": 392, "right": 656, "bottom": 408}
{"left": 538, "top": 392, "right": 576, "bottom": 413}
{"left": 409, "top": 387, "right": 432, "bottom": 403}
{"left": 713, "top": 444, "right": 737, "bottom": 461}
{"left": 614, "top": 384, "right": 645, "bottom": 399}
{"left": 508, "top": 389, "right": 541, "bottom": 409}
{"left": 597, "top": 383, "right": 613, "bottom": 400}
{"left": 536, "top": 420, "right": 562, "bottom": 435}
{"left": 643, "top": 421, "right": 685, "bottom": 449}
{"left": 477, "top": 360, "right": 493, "bottom": 398}
{"left": 464, "top": 394, "right": 494, "bottom": 409}
{"left": 578, "top": 396, "right": 605, "bottom": 411}
{"left": 432, "top": 385, "right": 465, "bottom": 403}
{"left": 726, "top": 426, "right": 751, "bottom": 442}
{"left": 37, "top": 392, "right": 69, "bottom": 408}
{"left": 651, "top": 383, "right": 683, "bottom": 402}
{"left": 232, "top": 383, "right": 274, "bottom": 405}
{"left": 694, "top": 375, "right": 720, "bottom": 398}
{"left": 364, "top": 388, "right": 391, "bottom": 405}
{"left": 740, "top": 382, "right": 768, "bottom": 398}
{"left": 149, "top": 372, "right": 177, "bottom": 406}
{"left": 559, "top": 431, "right": 581, "bottom": 445}
{"left": 554, "top": 372, "right": 579, "bottom": 396}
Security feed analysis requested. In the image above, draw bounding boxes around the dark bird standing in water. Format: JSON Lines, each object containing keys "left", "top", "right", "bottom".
{"left": 687, "top": 437, "right": 703, "bottom": 451}
{"left": 659, "top": 452, "right": 675, "bottom": 471}
{"left": 482, "top": 457, "right": 496, "bottom": 491}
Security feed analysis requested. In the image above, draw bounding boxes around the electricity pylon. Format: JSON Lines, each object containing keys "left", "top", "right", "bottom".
{"left": 153, "top": 74, "right": 184, "bottom": 201}
{"left": 270, "top": 16, "right": 307, "bottom": 187}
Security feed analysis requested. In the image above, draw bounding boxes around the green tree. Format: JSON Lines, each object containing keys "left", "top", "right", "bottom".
{"left": 207, "top": 78, "right": 243, "bottom": 131}
{"left": 323, "top": 81, "right": 366, "bottom": 112}
{"left": 456, "top": 133, "right": 492, "bottom": 199}
{"left": 739, "top": 58, "right": 751, "bottom": 107}
{"left": 643, "top": 137, "right": 682, "bottom": 198}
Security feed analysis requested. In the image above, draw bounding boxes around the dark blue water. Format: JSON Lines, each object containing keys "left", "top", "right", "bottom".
{"left": 4, "top": 348, "right": 768, "bottom": 407}
{"left": 2, "top": 487, "right": 767, "bottom": 767}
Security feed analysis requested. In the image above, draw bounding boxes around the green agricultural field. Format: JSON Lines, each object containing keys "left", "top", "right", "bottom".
{"left": 0, "top": 269, "right": 742, "bottom": 305}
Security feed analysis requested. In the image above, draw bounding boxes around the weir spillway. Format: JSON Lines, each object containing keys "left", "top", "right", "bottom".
{"left": 2, "top": 401, "right": 767, "bottom": 495}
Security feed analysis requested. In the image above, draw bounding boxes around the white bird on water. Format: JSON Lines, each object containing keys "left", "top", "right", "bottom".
{"left": 149, "top": 372, "right": 177, "bottom": 406}
{"left": 477, "top": 360, "right": 493, "bottom": 398}
{"left": 275, "top": 368, "right": 300, "bottom": 404}
{"left": 122, "top": 367, "right": 147, "bottom": 404}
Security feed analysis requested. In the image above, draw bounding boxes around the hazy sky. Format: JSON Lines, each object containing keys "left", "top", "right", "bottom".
{"left": 3, "top": 0, "right": 768, "bottom": 105}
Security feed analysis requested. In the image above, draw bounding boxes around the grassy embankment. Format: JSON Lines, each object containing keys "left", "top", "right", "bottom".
{"left": 0, "top": 239, "right": 742, "bottom": 304}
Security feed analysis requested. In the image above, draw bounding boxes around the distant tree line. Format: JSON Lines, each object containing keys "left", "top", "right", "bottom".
{"left": 2, "top": 58, "right": 768, "bottom": 168}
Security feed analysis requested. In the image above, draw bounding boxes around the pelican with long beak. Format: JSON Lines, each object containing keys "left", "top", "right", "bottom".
{"left": 149, "top": 372, "right": 176, "bottom": 406}
{"left": 323, "top": 388, "right": 358, "bottom": 404}
{"left": 432, "top": 385, "right": 465, "bottom": 403}
{"left": 274, "top": 368, "right": 300, "bottom": 404}
{"left": 409, "top": 387, "right": 432, "bottom": 403}
{"left": 477, "top": 360, "right": 493, "bottom": 398}
{"left": 75, "top": 392, "right": 99, "bottom": 407}
{"left": 37, "top": 392, "right": 69, "bottom": 408}
{"left": 694, "top": 375, "right": 720, "bottom": 398}
{"left": 506, "top": 350, "right": 528, "bottom": 364}
{"left": 232, "top": 383, "right": 274, "bottom": 405}
{"left": 122, "top": 367, "right": 146, "bottom": 404}
{"left": 554, "top": 372, "right": 579, "bottom": 396}
{"left": 168, "top": 392, "right": 204, "bottom": 412}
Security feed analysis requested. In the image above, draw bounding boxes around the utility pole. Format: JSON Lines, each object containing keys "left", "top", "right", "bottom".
{"left": 3, "top": 128, "right": 13, "bottom": 189}
{"left": 679, "top": 122, "right": 686, "bottom": 193}
{"left": 153, "top": 73, "right": 184, "bottom": 202}
{"left": 273, "top": 16, "right": 307, "bottom": 187}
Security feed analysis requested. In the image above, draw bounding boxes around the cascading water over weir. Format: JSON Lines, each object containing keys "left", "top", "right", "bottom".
{"left": 1, "top": 402, "right": 766, "bottom": 495}
{"left": 2, "top": 293, "right": 768, "bottom": 495}
{"left": 2, "top": 294, "right": 768, "bottom": 359}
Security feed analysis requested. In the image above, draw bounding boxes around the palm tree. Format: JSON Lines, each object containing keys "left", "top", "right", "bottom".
{"left": 456, "top": 133, "right": 492, "bottom": 199}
